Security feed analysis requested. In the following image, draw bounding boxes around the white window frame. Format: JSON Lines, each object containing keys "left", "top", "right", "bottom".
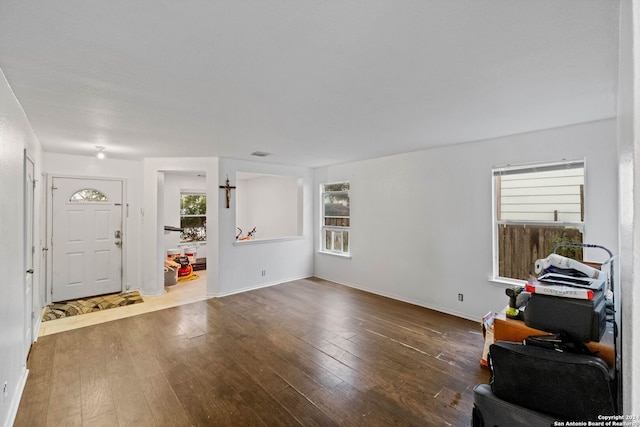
{"left": 320, "top": 182, "right": 350, "bottom": 256}
{"left": 492, "top": 159, "right": 585, "bottom": 283}
{"left": 180, "top": 191, "right": 207, "bottom": 243}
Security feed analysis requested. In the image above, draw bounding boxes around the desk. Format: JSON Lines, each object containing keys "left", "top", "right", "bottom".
{"left": 493, "top": 309, "right": 615, "bottom": 367}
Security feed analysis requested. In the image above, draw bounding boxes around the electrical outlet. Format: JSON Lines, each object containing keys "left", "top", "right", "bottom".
{"left": 457, "top": 293, "right": 464, "bottom": 302}
{"left": 261, "top": 270, "right": 266, "bottom": 277}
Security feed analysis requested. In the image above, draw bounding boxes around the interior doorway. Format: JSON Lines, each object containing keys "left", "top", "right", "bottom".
{"left": 162, "top": 171, "right": 207, "bottom": 294}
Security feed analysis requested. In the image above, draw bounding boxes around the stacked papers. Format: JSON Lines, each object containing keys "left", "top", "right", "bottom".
{"left": 537, "top": 272, "right": 605, "bottom": 291}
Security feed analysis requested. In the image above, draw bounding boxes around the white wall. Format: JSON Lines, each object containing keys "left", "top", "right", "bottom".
{"left": 0, "top": 69, "right": 43, "bottom": 427}
{"left": 218, "top": 159, "right": 314, "bottom": 296}
{"left": 314, "top": 119, "right": 619, "bottom": 322}
{"left": 236, "top": 174, "right": 302, "bottom": 239}
{"left": 43, "top": 153, "right": 144, "bottom": 296}
{"left": 617, "top": 0, "right": 639, "bottom": 415}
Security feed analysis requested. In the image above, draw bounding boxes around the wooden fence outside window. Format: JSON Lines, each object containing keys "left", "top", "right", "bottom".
{"left": 498, "top": 224, "right": 583, "bottom": 281}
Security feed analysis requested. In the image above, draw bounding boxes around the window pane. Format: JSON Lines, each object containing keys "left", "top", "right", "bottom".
{"left": 497, "top": 167, "right": 584, "bottom": 222}
{"left": 180, "top": 228, "right": 206, "bottom": 242}
{"left": 323, "top": 183, "right": 350, "bottom": 192}
{"left": 180, "top": 216, "right": 206, "bottom": 242}
{"left": 69, "top": 188, "right": 108, "bottom": 202}
{"left": 324, "top": 217, "right": 350, "bottom": 227}
{"left": 180, "top": 194, "right": 206, "bottom": 215}
{"left": 333, "top": 231, "right": 343, "bottom": 252}
{"left": 343, "top": 231, "right": 349, "bottom": 252}
{"left": 323, "top": 194, "right": 350, "bottom": 217}
{"left": 325, "top": 230, "right": 332, "bottom": 251}
{"left": 181, "top": 216, "right": 206, "bottom": 229}
{"left": 497, "top": 224, "right": 583, "bottom": 281}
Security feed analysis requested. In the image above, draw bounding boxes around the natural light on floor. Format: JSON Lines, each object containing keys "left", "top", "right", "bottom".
{"left": 38, "top": 270, "right": 209, "bottom": 337}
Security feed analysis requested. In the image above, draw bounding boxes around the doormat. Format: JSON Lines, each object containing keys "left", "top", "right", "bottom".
{"left": 42, "top": 291, "right": 144, "bottom": 322}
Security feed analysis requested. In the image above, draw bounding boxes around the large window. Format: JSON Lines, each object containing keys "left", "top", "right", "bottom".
{"left": 321, "top": 182, "right": 350, "bottom": 255}
{"left": 180, "top": 193, "right": 206, "bottom": 243}
{"left": 493, "top": 160, "right": 585, "bottom": 281}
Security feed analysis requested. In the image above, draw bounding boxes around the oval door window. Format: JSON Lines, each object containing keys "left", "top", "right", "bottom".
{"left": 69, "top": 188, "right": 108, "bottom": 203}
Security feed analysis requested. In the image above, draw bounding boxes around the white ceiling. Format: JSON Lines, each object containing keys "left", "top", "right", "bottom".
{"left": 0, "top": 1, "right": 620, "bottom": 168}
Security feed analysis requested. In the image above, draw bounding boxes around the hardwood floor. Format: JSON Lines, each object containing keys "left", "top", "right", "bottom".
{"left": 16, "top": 277, "right": 490, "bottom": 426}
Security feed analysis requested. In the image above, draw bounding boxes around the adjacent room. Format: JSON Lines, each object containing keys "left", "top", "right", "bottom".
{"left": 1, "top": 1, "right": 638, "bottom": 425}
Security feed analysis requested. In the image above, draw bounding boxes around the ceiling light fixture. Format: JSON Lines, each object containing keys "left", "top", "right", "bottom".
{"left": 96, "top": 146, "right": 105, "bottom": 159}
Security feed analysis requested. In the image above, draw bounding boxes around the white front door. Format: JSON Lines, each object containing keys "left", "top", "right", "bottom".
{"left": 24, "top": 155, "right": 35, "bottom": 359}
{"left": 51, "top": 177, "right": 123, "bottom": 302}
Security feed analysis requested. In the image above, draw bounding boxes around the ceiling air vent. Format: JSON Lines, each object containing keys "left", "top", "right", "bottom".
{"left": 251, "top": 151, "right": 271, "bottom": 157}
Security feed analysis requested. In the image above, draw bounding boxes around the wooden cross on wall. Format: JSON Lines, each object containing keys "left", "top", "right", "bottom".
{"left": 219, "top": 175, "right": 236, "bottom": 208}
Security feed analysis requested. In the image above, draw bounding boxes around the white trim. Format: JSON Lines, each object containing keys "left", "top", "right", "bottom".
{"left": 177, "top": 241, "right": 207, "bottom": 248}
{"left": 207, "top": 274, "right": 312, "bottom": 298}
{"left": 23, "top": 152, "right": 36, "bottom": 367}
{"left": 496, "top": 220, "right": 584, "bottom": 228}
{"left": 4, "top": 368, "right": 28, "bottom": 427}
{"left": 488, "top": 277, "right": 526, "bottom": 287}
{"left": 314, "top": 275, "right": 479, "bottom": 323}
{"left": 180, "top": 188, "right": 206, "bottom": 195}
{"left": 492, "top": 158, "right": 585, "bottom": 176}
{"left": 233, "top": 236, "right": 304, "bottom": 245}
{"left": 318, "top": 250, "right": 352, "bottom": 259}
{"left": 32, "top": 307, "right": 43, "bottom": 342}
{"left": 140, "top": 288, "right": 166, "bottom": 297}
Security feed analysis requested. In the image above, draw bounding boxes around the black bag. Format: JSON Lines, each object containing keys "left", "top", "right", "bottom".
{"left": 524, "top": 333, "right": 596, "bottom": 356}
{"left": 472, "top": 384, "right": 556, "bottom": 427}
{"left": 489, "top": 341, "right": 616, "bottom": 420}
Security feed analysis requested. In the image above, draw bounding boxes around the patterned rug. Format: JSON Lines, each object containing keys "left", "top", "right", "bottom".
{"left": 42, "top": 291, "right": 144, "bottom": 321}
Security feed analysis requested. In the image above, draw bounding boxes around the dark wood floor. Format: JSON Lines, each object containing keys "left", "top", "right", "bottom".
{"left": 16, "top": 277, "right": 490, "bottom": 426}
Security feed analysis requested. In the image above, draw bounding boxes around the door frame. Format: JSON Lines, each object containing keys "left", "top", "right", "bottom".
{"left": 45, "top": 174, "right": 128, "bottom": 305}
{"left": 23, "top": 152, "right": 35, "bottom": 360}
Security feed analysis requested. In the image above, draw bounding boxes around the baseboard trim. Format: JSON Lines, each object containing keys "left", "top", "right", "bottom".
{"left": 32, "top": 308, "right": 44, "bottom": 342}
{"left": 4, "top": 367, "right": 28, "bottom": 427}
{"left": 208, "top": 275, "right": 313, "bottom": 298}
{"left": 313, "top": 275, "right": 479, "bottom": 323}
{"left": 139, "top": 288, "right": 166, "bottom": 297}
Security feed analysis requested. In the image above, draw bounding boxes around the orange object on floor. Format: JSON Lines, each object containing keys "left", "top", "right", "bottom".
{"left": 177, "top": 265, "right": 193, "bottom": 280}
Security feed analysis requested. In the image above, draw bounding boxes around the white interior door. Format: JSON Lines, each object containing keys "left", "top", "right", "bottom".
{"left": 24, "top": 156, "right": 35, "bottom": 359}
{"left": 51, "top": 177, "right": 123, "bottom": 302}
